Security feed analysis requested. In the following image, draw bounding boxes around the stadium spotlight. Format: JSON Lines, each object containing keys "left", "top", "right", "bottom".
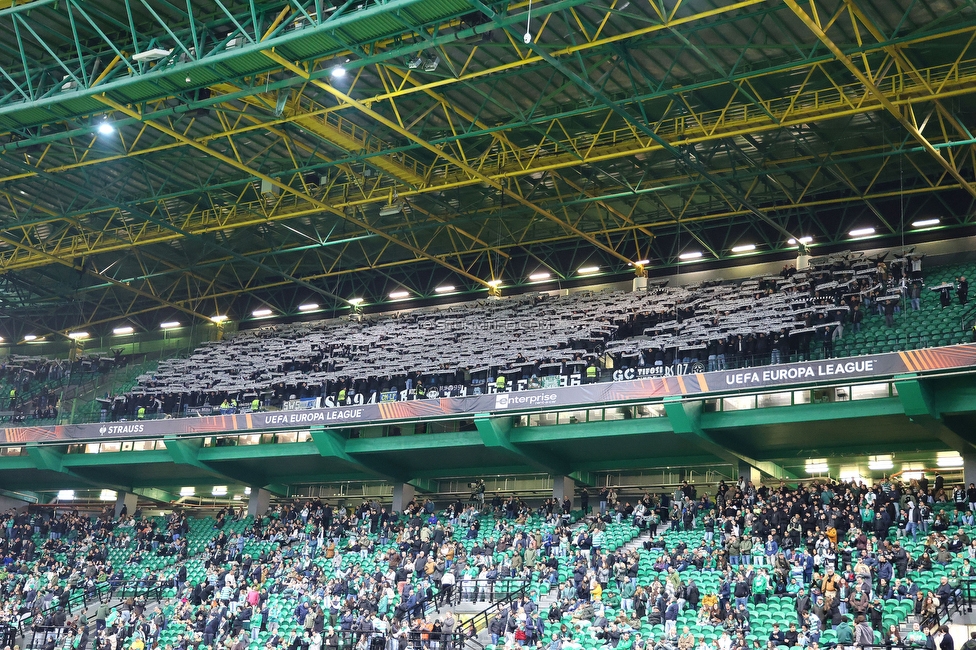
{"left": 23, "top": 335, "right": 38, "bottom": 341}
{"left": 937, "top": 452, "right": 963, "bottom": 467}
{"left": 912, "top": 218, "right": 940, "bottom": 228}
{"left": 631, "top": 259, "right": 650, "bottom": 266}
{"left": 849, "top": 227, "right": 875, "bottom": 238}
{"left": 528, "top": 272, "right": 551, "bottom": 281}
{"left": 68, "top": 331, "right": 89, "bottom": 340}
{"left": 99, "top": 489, "right": 117, "bottom": 501}
{"left": 299, "top": 303, "right": 321, "bottom": 311}
{"left": 179, "top": 486, "right": 195, "bottom": 496}
{"left": 96, "top": 120, "right": 114, "bottom": 136}
{"left": 389, "top": 290, "right": 410, "bottom": 299}
{"left": 330, "top": 66, "right": 346, "bottom": 79}
{"left": 252, "top": 308, "right": 273, "bottom": 317}
{"left": 58, "top": 490, "right": 75, "bottom": 500}
{"left": 210, "top": 314, "right": 228, "bottom": 323}
{"left": 244, "top": 487, "right": 252, "bottom": 495}
{"left": 434, "top": 285, "right": 456, "bottom": 293}
{"left": 487, "top": 279, "right": 503, "bottom": 287}
{"left": 113, "top": 326, "right": 134, "bottom": 335}
{"left": 212, "top": 486, "right": 228, "bottom": 496}
{"left": 731, "top": 244, "right": 756, "bottom": 253}
{"left": 787, "top": 236, "right": 813, "bottom": 245}
{"left": 867, "top": 455, "right": 893, "bottom": 470}
{"left": 348, "top": 297, "right": 365, "bottom": 305}
{"left": 160, "top": 321, "right": 181, "bottom": 329}
{"left": 805, "top": 458, "right": 829, "bottom": 473}
{"left": 678, "top": 251, "right": 702, "bottom": 260}
{"left": 578, "top": 266, "right": 600, "bottom": 275}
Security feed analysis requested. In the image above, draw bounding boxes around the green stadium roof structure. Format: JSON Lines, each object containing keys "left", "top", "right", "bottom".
{"left": 0, "top": 0, "right": 975, "bottom": 340}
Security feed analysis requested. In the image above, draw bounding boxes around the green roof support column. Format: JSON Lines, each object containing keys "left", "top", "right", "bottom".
{"left": 664, "top": 397, "right": 795, "bottom": 481}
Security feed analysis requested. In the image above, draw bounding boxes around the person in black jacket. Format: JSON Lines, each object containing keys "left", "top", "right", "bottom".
{"left": 959, "top": 277, "right": 969, "bottom": 305}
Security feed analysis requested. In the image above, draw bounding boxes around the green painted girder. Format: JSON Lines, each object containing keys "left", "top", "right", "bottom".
{"left": 0, "top": 0, "right": 475, "bottom": 127}
{"left": 24, "top": 443, "right": 132, "bottom": 491}
{"left": 309, "top": 426, "right": 400, "bottom": 481}
{"left": 701, "top": 398, "right": 906, "bottom": 428}
{"left": 162, "top": 436, "right": 287, "bottom": 495}
{"left": 663, "top": 398, "right": 795, "bottom": 480}
{"left": 474, "top": 414, "right": 591, "bottom": 483}
{"left": 509, "top": 417, "right": 673, "bottom": 443}
{"left": 131, "top": 487, "right": 179, "bottom": 504}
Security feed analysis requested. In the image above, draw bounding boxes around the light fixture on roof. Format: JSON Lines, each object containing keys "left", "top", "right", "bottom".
{"left": 912, "top": 218, "right": 941, "bottom": 228}
{"left": 731, "top": 244, "right": 756, "bottom": 253}
{"left": 160, "top": 321, "right": 181, "bottom": 329}
{"left": 578, "top": 266, "right": 600, "bottom": 275}
{"left": 330, "top": 66, "right": 346, "bottom": 79}
{"left": 407, "top": 56, "right": 423, "bottom": 69}
{"left": 487, "top": 279, "right": 503, "bottom": 287}
{"left": 937, "top": 451, "right": 964, "bottom": 467}
{"left": 23, "top": 335, "right": 37, "bottom": 341}
{"left": 529, "top": 272, "right": 552, "bottom": 281}
{"left": 99, "top": 489, "right": 117, "bottom": 501}
{"left": 631, "top": 259, "right": 650, "bottom": 266}
{"left": 299, "top": 303, "right": 320, "bottom": 311}
{"left": 379, "top": 202, "right": 404, "bottom": 217}
{"left": 805, "top": 458, "right": 829, "bottom": 473}
{"left": 434, "top": 285, "right": 456, "bottom": 293}
{"left": 423, "top": 55, "right": 439, "bottom": 72}
{"left": 179, "top": 486, "right": 195, "bottom": 496}
{"left": 0, "top": 336, "right": 4, "bottom": 342}
{"left": 849, "top": 227, "right": 876, "bottom": 238}
{"left": 788, "top": 236, "right": 813, "bottom": 245}
{"left": 57, "top": 490, "right": 75, "bottom": 501}
{"left": 68, "top": 331, "right": 89, "bottom": 340}
{"left": 210, "top": 314, "right": 228, "bottom": 323}
{"left": 244, "top": 487, "right": 252, "bottom": 495}
{"left": 252, "top": 308, "right": 273, "bottom": 318}
{"left": 212, "top": 485, "right": 228, "bottom": 496}
{"left": 348, "top": 297, "right": 365, "bottom": 305}
{"left": 113, "top": 326, "right": 134, "bottom": 335}
{"left": 901, "top": 462, "right": 924, "bottom": 481}
{"left": 678, "top": 251, "right": 703, "bottom": 260}
{"left": 868, "top": 454, "right": 894, "bottom": 471}
{"left": 389, "top": 290, "right": 410, "bottom": 299}
{"left": 97, "top": 120, "right": 114, "bottom": 136}
{"left": 132, "top": 48, "right": 173, "bottom": 62}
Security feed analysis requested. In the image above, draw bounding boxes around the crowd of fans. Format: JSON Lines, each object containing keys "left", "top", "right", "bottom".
{"left": 0, "top": 471, "right": 973, "bottom": 650}
{"left": 111, "top": 250, "right": 952, "bottom": 420}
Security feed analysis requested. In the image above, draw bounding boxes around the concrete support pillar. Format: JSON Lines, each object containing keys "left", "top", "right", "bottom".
{"left": 247, "top": 488, "right": 271, "bottom": 518}
{"left": 114, "top": 491, "right": 138, "bottom": 519}
{"left": 392, "top": 483, "right": 415, "bottom": 513}
{"left": 553, "top": 476, "right": 575, "bottom": 509}
{"left": 963, "top": 454, "right": 976, "bottom": 489}
{"left": 738, "top": 461, "right": 761, "bottom": 486}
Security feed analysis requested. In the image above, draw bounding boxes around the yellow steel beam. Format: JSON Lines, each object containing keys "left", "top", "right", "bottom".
{"left": 265, "top": 49, "right": 675, "bottom": 268}
{"left": 93, "top": 94, "right": 492, "bottom": 289}
{"left": 81, "top": 176, "right": 972, "bottom": 308}
{"left": 783, "top": 0, "right": 976, "bottom": 199}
